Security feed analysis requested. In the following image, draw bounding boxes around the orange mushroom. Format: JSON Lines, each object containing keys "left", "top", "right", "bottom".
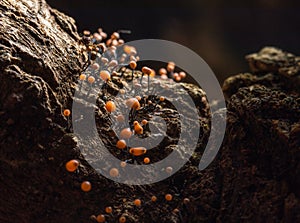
{"left": 119, "top": 216, "right": 126, "bottom": 223}
{"left": 109, "top": 168, "right": 119, "bottom": 177}
{"left": 100, "top": 70, "right": 110, "bottom": 81}
{"left": 143, "top": 157, "right": 150, "bottom": 164}
{"left": 65, "top": 159, "right": 79, "bottom": 172}
{"left": 151, "top": 196, "right": 157, "bottom": 202}
{"left": 129, "top": 61, "right": 137, "bottom": 70}
{"left": 141, "top": 119, "right": 148, "bottom": 125}
{"left": 81, "top": 181, "right": 92, "bottom": 192}
{"left": 150, "top": 69, "right": 156, "bottom": 77}
{"left": 111, "top": 32, "right": 120, "bottom": 40}
{"left": 166, "top": 166, "right": 173, "bottom": 174}
{"left": 173, "top": 208, "right": 180, "bottom": 214}
{"left": 120, "top": 161, "right": 127, "bottom": 168}
{"left": 183, "top": 198, "right": 190, "bottom": 204}
{"left": 159, "top": 96, "right": 165, "bottom": 102}
{"left": 123, "top": 45, "right": 136, "bottom": 55}
{"left": 141, "top": 66, "right": 152, "bottom": 75}
{"left": 179, "top": 71, "right": 186, "bottom": 78}
{"left": 159, "top": 68, "right": 167, "bottom": 76}
{"left": 105, "top": 206, "right": 113, "bottom": 214}
{"left": 129, "top": 147, "right": 147, "bottom": 156}
{"left": 96, "top": 214, "right": 105, "bottom": 223}
{"left": 116, "top": 139, "right": 127, "bottom": 149}
{"left": 165, "top": 194, "right": 173, "bottom": 201}
{"left": 79, "top": 74, "right": 86, "bottom": 81}
{"left": 133, "top": 121, "right": 143, "bottom": 134}
{"left": 126, "top": 98, "right": 140, "bottom": 110}
{"left": 87, "top": 76, "right": 95, "bottom": 84}
{"left": 120, "top": 128, "right": 132, "bottom": 139}
{"left": 116, "top": 114, "right": 125, "bottom": 122}
{"left": 63, "top": 109, "right": 71, "bottom": 117}
{"left": 134, "top": 199, "right": 141, "bottom": 206}
{"left": 167, "top": 62, "right": 175, "bottom": 72}
{"left": 105, "top": 101, "right": 116, "bottom": 113}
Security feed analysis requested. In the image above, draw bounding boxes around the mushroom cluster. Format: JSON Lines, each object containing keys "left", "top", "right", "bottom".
{"left": 63, "top": 28, "right": 191, "bottom": 222}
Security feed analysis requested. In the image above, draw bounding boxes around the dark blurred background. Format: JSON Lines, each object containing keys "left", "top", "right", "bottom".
{"left": 47, "top": 0, "right": 300, "bottom": 83}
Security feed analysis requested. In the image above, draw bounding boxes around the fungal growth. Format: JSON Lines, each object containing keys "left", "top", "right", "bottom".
{"left": 65, "top": 159, "right": 79, "bottom": 172}
{"left": 63, "top": 27, "right": 204, "bottom": 223}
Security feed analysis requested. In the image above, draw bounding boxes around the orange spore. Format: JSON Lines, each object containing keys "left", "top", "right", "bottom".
{"left": 129, "top": 147, "right": 147, "bottom": 156}
{"left": 81, "top": 181, "right": 91, "bottom": 192}
{"left": 105, "top": 101, "right": 116, "bottom": 113}
{"left": 116, "top": 140, "right": 127, "bottom": 149}
{"left": 63, "top": 109, "right": 71, "bottom": 117}
{"left": 120, "top": 128, "right": 132, "bottom": 139}
{"left": 65, "top": 159, "right": 79, "bottom": 172}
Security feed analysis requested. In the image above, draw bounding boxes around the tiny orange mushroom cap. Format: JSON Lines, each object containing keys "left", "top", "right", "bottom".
{"left": 150, "top": 69, "right": 156, "bottom": 77}
{"left": 116, "top": 114, "right": 125, "bottom": 122}
{"left": 105, "top": 101, "right": 116, "bottom": 113}
{"left": 166, "top": 166, "right": 173, "bottom": 174}
{"left": 87, "top": 76, "right": 95, "bottom": 84}
{"left": 126, "top": 98, "right": 140, "bottom": 110}
{"left": 133, "top": 121, "right": 143, "bottom": 134}
{"left": 111, "top": 32, "right": 120, "bottom": 40}
{"left": 109, "top": 168, "right": 119, "bottom": 177}
{"left": 130, "top": 55, "right": 136, "bottom": 61}
{"left": 79, "top": 74, "right": 86, "bottom": 80}
{"left": 179, "top": 71, "right": 186, "bottom": 78}
{"left": 119, "top": 216, "right": 126, "bottom": 223}
{"left": 116, "top": 139, "right": 127, "bottom": 149}
{"left": 159, "top": 96, "right": 165, "bottom": 102}
{"left": 165, "top": 194, "right": 173, "bottom": 201}
{"left": 173, "top": 72, "right": 179, "bottom": 79}
{"left": 151, "top": 196, "right": 157, "bottom": 202}
{"left": 183, "top": 198, "right": 190, "bottom": 204}
{"left": 159, "top": 68, "right": 167, "bottom": 76}
{"left": 141, "top": 66, "right": 152, "bottom": 75}
{"left": 120, "top": 161, "right": 127, "bottom": 168}
{"left": 134, "top": 199, "right": 141, "bottom": 206}
{"left": 96, "top": 214, "right": 105, "bottom": 223}
{"left": 129, "top": 147, "right": 147, "bottom": 156}
{"left": 129, "top": 61, "right": 137, "bottom": 70}
{"left": 105, "top": 206, "right": 113, "bottom": 214}
{"left": 167, "top": 61, "right": 175, "bottom": 72}
{"left": 63, "top": 109, "right": 71, "bottom": 117}
{"left": 81, "top": 181, "right": 92, "bottom": 192}
{"left": 123, "top": 45, "right": 136, "bottom": 55}
{"left": 120, "top": 128, "right": 132, "bottom": 139}
{"left": 161, "top": 74, "right": 168, "bottom": 80}
{"left": 65, "top": 159, "right": 79, "bottom": 172}
{"left": 100, "top": 70, "right": 111, "bottom": 81}
{"left": 141, "top": 119, "right": 148, "bottom": 125}
{"left": 108, "top": 60, "right": 118, "bottom": 67}
{"left": 143, "top": 157, "right": 150, "bottom": 164}
{"left": 174, "top": 73, "right": 181, "bottom": 82}
{"left": 173, "top": 208, "right": 180, "bottom": 214}
{"left": 101, "top": 57, "right": 109, "bottom": 64}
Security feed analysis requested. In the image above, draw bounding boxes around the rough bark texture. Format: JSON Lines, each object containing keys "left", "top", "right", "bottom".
{"left": 0, "top": 1, "right": 299, "bottom": 223}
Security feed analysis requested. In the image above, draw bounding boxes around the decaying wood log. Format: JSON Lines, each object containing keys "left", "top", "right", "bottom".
{"left": 0, "top": 0, "right": 299, "bottom": 223}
